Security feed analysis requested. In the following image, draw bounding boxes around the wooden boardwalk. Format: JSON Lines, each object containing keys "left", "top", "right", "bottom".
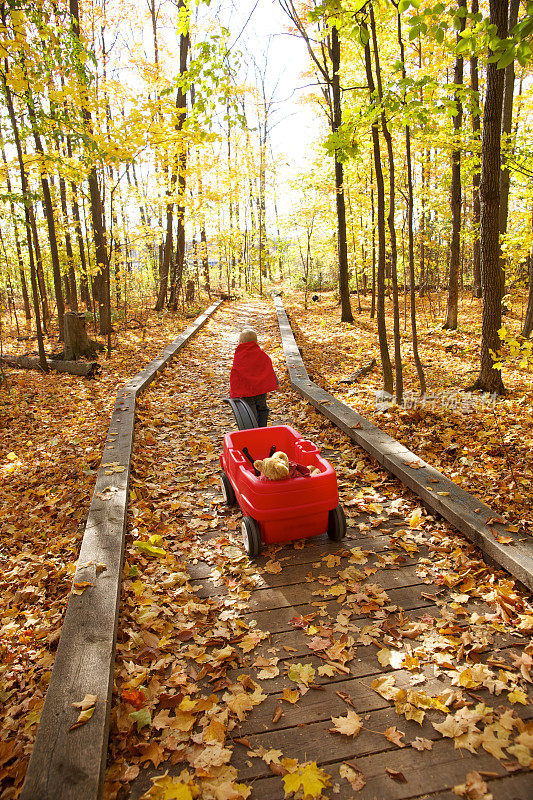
{"left": 117, "top": 300, "right": 532, "bottom": 800}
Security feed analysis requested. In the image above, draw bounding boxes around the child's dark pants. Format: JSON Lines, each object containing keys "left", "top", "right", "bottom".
{"left": 242, "top": 394, "right": 269, "bottom": 427}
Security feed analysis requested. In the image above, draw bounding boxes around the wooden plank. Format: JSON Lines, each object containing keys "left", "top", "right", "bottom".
{"left": 192, "top": 561, "right": 423, "bottom": 599}
{"left": 229, "top": 702, "right": 533, "bottom": 783}
{"left": 20, "top": 301, "right": 222, "bottom": 800}
{"left": 247, "top": 739, "right": 531, "bottom": 800}
{"left": 272, "top": 295, "right": 533, "bottom": 592}
{"left": 240, "top": 584, "right": 439, "bottom": 635}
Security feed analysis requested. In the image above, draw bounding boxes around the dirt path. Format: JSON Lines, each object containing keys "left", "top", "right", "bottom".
{"left": 103, "top": 300, "right": 532, "bottom": 800}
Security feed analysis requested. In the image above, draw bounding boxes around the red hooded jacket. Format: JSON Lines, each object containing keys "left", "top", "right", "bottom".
{"left": 230, "top": 342, "right": 278, "bottom": 398}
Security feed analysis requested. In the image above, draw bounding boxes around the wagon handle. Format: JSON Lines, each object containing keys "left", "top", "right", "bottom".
{"left": 242, "top": 446, "right": 260, "bottom": 476}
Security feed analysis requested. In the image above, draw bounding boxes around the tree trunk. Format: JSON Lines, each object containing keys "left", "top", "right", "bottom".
{"left": 443, "top": 0, "right": 466, "bottom": 330}
{"left": 70, "top": 0, "right": 111, "bottom": 340}
{"left": 471, "top": 0, "right": 507, "bottom": 395}
{"left": 331, "top": 25, "right": 353, "bottom": 324}
{"left": 0, "top": 131, "right": 31, "bottom": 321}
{"left": 471, "top": 0, "right": 482, "bottom": 299}
{"left": 27, "top": 107, "right": 66, "bottom": 338}
{"left": 159, "top": 7, "right": 189, "bottom": 312}
{"left": 30, "top": 205, "right": 50, "bottom": 328}
{"left": 498, "top": 0, "right": 520, "bottom": 299}
{"left": 370, "top": 3, "right": 402, "bottom": 402}
{"left": 522, "top": 210, "right": 533, "bottom": 338}
{"left": 1, "top": 354, "right": 100, "bottom": 377}
{"left": 397, "top": 10, "right": 426, "bottom": 395}
{"left": 59, "top": 173, "right": 78, "bottom": 311}
{"left": 370, "top": 167, "right": 376, "bottom": 319}
{"left": 363, "top": 27, "right": 393, "bottom": 395}
{"left": 0, "top": 51, "right": 48, "bottom": 371}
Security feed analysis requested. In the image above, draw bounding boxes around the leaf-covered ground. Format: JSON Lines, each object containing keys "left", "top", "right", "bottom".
{"left": 0, "top": 308, "right": 200, "bottom": 799}
{"left": 285, "top": 290, "right": 533, "bottom": 534}
{"left": 99, "top": 299, "right": 533, "bottom": 800}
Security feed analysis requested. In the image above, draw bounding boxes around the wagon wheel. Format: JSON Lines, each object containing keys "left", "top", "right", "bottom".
{"left": 220, "top": 472, "right": 236, "bottom": 507}
{"left": 327, "top": 504, "right": 346, "bottom": 541}
{"left": 242, "top": 517, "right": 262, "bottom": 557}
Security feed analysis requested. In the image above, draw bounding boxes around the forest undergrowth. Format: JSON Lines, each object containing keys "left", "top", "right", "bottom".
{"left": 0, "top": 305, "right": 199, "bottom": 796}
{"left": 286, "top": 290, "right": 533, "bottom": 536}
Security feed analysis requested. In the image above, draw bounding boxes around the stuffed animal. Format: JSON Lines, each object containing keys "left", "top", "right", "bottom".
{"left": 254, "top": 451, "right": 289, "bottom": 480}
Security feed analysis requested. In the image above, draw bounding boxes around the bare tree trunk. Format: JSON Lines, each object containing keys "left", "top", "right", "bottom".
{"left": 522, "top": 209, "right": 533, "bottom": 338}
{"left": 66, "top": 133, "right": 90, "bottom": 308}
{"left": 346, "top": 186, "right": 362, "bottom": 313}
{"left": 158, "top": 6, "right": 189, "bottom": 312}
{"left": 0, "top": 132, "right": 31, "bottom": 321}
{"left": 443, "top": 0, "right": 466, "bottom": 330}
{"left": 471, "top": 0, "right": 482, "bottom": 299}
{"left": 397, "top": 9, "right": 426, "bottom": 395}
{"left": 370, "top": 3, "right": 402, "bottom": 402}
{"left": 498, "top": 0, "right": 520, "bottom": 300}
{"left": 26, "top": 101, "right": 66, "bottom": 338}
{"left": 70, "top": 0, "right": 111, "bottom": 341}
{"left": 471, "top": 0, "right": 507, "bottom": 394}
{"left": 59, "top": 172, "right": 78, "bottom": 311}
{"left": 331, "top": 25, "right": 353, "bottom": 323}
{"left": 0, "top": 62, "right": 47, "bottom": 370}
{"left": 363, "top": 25, "right": 393, "bottom": 395}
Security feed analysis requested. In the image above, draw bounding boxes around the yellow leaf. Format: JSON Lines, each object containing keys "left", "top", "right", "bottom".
{"left": 283, "top": 688, "right": 300, "bottom": 704}
{"left": 282, "top": 761, "right": 331, "bottom": 798}
{"left": 409, "top": 510, "right": 422, "bottom": 528}
{"left": 70, "top": 694, "right": 97, "bottom": 730}
{"left": 148, "top": 773, "right": 199, "bottom": 799}
{"left": 287, "top": 662, "right": 316, "bottom": 686}
{"left": 507, "top": 688, "right": 528, "bottom": 705}
{"left": 72, "top": 580, "right": 94, "bottom": 595}
{"left": 329, "top": 710, "right": 362, "bottom": 737}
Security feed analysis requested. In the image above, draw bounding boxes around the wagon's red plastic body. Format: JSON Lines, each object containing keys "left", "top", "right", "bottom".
{"left": 220, "top": 425, "right": 339, "bottom": 544}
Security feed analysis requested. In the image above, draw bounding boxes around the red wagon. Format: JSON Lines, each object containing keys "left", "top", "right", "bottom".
{"left": 219, "top": 424, "right": 346, "bottom": 556}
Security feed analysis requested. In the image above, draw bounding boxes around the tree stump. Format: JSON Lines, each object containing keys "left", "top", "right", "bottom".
{"left": 64, "top": 312, "right": 99, "bottom": 360}
{"left": 185, "top": 279, "right": 195, "bottom": 304}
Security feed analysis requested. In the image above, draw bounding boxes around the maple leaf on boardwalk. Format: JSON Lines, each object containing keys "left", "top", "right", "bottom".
{"left": 384, "top": 726, "right": 406, "bottom": 747}
{"left": 453, "top": 771, "right": 493, "bottom": 800}
{"left": 282, "top": 760, "right": 331, "bottom": 799}
{"left": 287, "top": 662, "right": 316, "bottom": 686}
{"left": 283, "top": 688, "right": 300, "bottom": 704}
{"left": 411, "top": 737, "right": 433, "bottom": 751}
{"left": 140, "top": 771, "right": 200, "bottom": 799}
{"left": 329, "top": 710, "right": 363, "bottom": 737}
{"left": 509, "top": 651, "right": 533, "bottom": 682}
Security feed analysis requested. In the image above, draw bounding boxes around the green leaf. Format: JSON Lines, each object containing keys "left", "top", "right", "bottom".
{"left": 497, "top": 46, "right": 516, "bottom": 69}
{"left": 129, "top": 708, "right": 152, "bottom": 731}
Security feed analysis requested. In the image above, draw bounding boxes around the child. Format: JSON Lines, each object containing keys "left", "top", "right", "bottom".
{"left": 230, "top": 329, "right": 277, "bottom": 427}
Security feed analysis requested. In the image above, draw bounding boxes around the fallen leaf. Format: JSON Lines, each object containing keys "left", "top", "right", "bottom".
{"left": 70, "top": 693, "right": 97, "bottom": 730}
{"left": 384, "top": 726, "right": 406, "bottom": 747}
{"left": 386, "top": 768, "right": 407, "bottom": 783}
{"left": 339, "top": 762, "right": 366, "bottom": 791}
{"left": 329, "top": 710, "right": 362, "bottom": 737}
{"left": 411, "top": 737, "right": 433, "bottom": 751}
